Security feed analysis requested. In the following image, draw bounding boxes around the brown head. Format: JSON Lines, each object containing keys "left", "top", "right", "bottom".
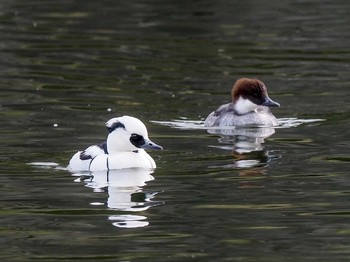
{"left": 231, "top": 78, "right": 280, "bottom": 114}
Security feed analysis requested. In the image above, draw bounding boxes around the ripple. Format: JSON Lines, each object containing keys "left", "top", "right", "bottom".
{"left": 27, "top": 161, "right": 67, "bottom": 170}
{"left": 276, "top": 118, "right": 326, "bottom": 128}
{"left": 152, "top": 117, "right": 325, "bottom": 130}
{"left": 311, "top": 155, "right": 350, "bottom": 163}
{"left": 28, "top": 162, "right": 60, "bottom": 167}
{"left": 152, "top": 119, "right": 205, "bottom": 130}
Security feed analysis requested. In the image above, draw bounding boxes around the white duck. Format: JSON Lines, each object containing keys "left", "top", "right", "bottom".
{"left": 68, "top": 116, "right": 162, "bottom": 172}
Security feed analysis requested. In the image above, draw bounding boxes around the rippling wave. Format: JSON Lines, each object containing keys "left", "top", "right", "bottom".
{"left": 152, "top": 117, "right": 325, "bottom": 129}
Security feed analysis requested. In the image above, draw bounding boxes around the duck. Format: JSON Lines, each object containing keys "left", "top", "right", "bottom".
{"left": 68, "top": 116, "right": 162, "bottom": 172}
{"left": 204, "top": 78, "right": 280, "bottom": 127}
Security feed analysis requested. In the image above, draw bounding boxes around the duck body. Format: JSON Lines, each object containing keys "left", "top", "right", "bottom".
{"left": 204, "top": 78, "right": 280, "bottom": 127}
{"left": 68, "top": 116, "right": 162, "bottom": 172}
{"left": 204, "top": 102, "right": 278, "bottom": 127}
{"left": 88, "top": 150, "right": 156, "bottom": 171}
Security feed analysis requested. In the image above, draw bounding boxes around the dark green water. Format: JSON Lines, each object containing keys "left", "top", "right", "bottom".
{"left": 1, "top": 0, "right": 350, "bottom": 261}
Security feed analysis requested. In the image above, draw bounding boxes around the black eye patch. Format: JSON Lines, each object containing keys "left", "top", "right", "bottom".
{"left": 129, "top": 133, "right": 145, "bottom": 148}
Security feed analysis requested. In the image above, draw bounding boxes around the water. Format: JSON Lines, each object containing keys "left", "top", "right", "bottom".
{"left": 1, "top": 0, "right": 350, "bottom": 261}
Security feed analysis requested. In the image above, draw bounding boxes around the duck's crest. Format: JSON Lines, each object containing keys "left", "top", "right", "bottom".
{"left": 106, "top": 118, "right": 126, "bottom": 133}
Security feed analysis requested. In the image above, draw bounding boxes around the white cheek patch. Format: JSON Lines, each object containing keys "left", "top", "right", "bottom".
{"left": 234, "top": 97, "right": 259, "bottom": 115}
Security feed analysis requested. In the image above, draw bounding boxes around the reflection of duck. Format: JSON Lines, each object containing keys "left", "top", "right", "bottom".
{"left": 77, "top": 168, "right": 160, "bottom": 211}
{"left": 205, "top": 78, "right": 280, "bottom": 127}
{"left": 68, "top": 116, "right": 162, "bottom": 172}
{"left": 208, "top": 126, "right": 278, "bottom": 169}
{"left": 74, "top": 168, "right": 163, "bottom": 228}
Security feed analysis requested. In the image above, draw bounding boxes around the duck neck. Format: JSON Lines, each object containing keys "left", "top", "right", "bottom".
{"left": 233, "top": 97, "right": 258, "bottom": 115}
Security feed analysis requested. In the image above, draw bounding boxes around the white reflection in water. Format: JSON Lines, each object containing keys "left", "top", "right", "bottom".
{"left": 108, "top": 215, "right": 149, "bottom": 228}
{"left": 208, "top": 126, "right": 278, "bottom": 169}
{"left": 206, "top": 118, "right": 324, "bottom": 169}
{"left": 73, "top": 168, "right": 162, "bottom": 228}
{"left": 28, "top": 163, "right": 161, "bottom": 228}
{"left": 153, "top": 119, "right": 276, "bottom": 169}
{"left": 153, "top": 117, "right": 324, "bottom": 170}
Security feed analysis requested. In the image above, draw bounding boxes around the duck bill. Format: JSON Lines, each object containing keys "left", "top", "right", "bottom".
{"left": 141, "top": 139, "right": 163, "bottom": 150}
{"left": 262, "top": 97, "right": 280, "bottom": 107}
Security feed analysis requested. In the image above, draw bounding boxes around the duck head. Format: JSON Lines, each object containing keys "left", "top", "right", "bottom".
{"left": 231, "top": 78, "right": 280, "bottom": 115}
{"left": 106, "top": 116, "right": 163, "bottom": 154}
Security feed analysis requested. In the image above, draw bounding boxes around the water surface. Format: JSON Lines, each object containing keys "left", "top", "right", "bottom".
{"left": 1, "top": 0, "right": 350, "bottom": 261}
